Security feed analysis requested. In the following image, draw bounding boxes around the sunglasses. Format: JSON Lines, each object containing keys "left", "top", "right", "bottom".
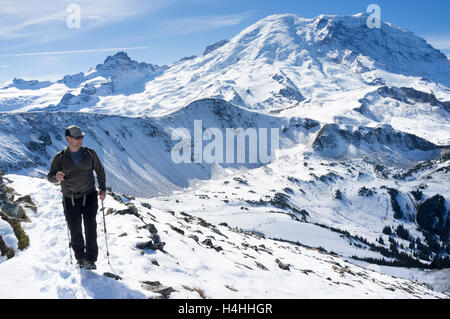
{"left": 72, "top": 136, "right": 84, "bottom": 140}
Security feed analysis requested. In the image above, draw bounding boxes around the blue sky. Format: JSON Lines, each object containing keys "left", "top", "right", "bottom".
{"left": 1, "top": 0, "right": 449, "bottom": 84}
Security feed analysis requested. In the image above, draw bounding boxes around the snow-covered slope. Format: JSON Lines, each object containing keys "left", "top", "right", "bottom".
{"left": 1, "top": 101, "right": 448, "bottom": 283}
{"left": 0, "top": 98, "right": 319, "bottom": 196}
{"left": 354, "top": 86, "right": 450, "bottom": 145}
{"left": 144, "top": 145, "right": 450, "bottom": 260}
{"left": 0, "top": 98, "right": 442, "bottom": 196}
{"left": 0, "top": 174, "right": 446, "bottom": 298}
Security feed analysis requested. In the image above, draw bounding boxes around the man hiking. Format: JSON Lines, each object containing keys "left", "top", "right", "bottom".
{"left": 47, "top": 125, "right": 106, "bottom": 270}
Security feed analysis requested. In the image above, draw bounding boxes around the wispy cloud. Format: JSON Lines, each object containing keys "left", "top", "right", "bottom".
{"left": 0, "top": 0, "right": 170, "bottom": 41}
{"left": 159, "top": 11, "right": 255, "bottom": 36}
{"left": 0, "top": 46, "right": 151, "bottom": 58}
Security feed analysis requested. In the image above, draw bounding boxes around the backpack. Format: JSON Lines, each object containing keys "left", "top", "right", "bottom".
{"left": 58, "top": 147, "right": 94, "bottom": 168}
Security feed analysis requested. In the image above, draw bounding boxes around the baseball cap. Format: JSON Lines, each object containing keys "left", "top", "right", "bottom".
{"left": 65, "top": 125, "right": 85, "bottom": 138}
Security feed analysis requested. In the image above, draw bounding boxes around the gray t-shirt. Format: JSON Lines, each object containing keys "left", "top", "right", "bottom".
{"left": 69, "top": 149, "right": 83, "bottom": 167}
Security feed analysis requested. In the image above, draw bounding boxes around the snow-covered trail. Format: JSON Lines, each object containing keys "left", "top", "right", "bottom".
{"left": 0, "top": 175, "right": 146, "bottom": 298}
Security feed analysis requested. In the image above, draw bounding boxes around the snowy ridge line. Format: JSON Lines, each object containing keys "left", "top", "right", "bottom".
{"left": 353, "top": 85, "right": 450, "bottom": 145}
{"left": 0, "top": 98, "right": 443, "bottom": 196}
{"left": 311, "top": 123, "right": 442, "bottom": 163}
{"left": 0, "top": 98, "right": 319, "bottom": 196}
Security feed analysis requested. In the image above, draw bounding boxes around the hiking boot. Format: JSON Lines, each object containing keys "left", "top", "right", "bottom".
{"left": 76, "top": 259, "right": 86, "bottom": 269}
{"left": 85, "top": 261, "right": 97, "bottom": 270}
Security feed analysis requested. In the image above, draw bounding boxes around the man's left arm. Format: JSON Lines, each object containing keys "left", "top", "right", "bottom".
{"left": 89, "top": 149, "right": 106, "bottom": 197}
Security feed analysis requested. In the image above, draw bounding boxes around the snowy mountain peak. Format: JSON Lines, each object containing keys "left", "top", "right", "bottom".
{"left": 215, "top": 13, "right": 449, "bottom": 82}
{"left": 91, "top": 51, "right": 167, "bottom": 78}
{"left": 52, "top": 51, "right": 169, "bottom": 98}
{"left": 102, "top": 51, "right": 132, "bottom": 64}
{"left": 95, "top": 51, "right": 139, "bottom": 72}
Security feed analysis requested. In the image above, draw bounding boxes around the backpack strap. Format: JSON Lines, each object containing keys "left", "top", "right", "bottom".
{"left": 84, "top": 147, "right": 95, "bottom": 166}
{"left": 59, "top": 147, "right": 94, "bottom": 167}
{"left": 58, "top": 149, "right": 65, "bottom": 168}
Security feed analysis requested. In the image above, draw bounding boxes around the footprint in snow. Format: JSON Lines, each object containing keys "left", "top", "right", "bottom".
{"left": 59, "top": 269, "right": 71, "bottom": 279}
{"left": 33, "top": 265, "right": 55, "bottom": 281}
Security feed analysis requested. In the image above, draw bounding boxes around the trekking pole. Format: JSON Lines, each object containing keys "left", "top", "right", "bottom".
{"left": 62, "top": 194, "right": 73, "bottom": 265}
{"left": 101, "top": 199, "right": 111, "bottom": 265}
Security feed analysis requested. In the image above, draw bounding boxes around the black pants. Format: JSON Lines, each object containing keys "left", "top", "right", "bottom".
{"left": 63, "top": 191, "right": 98, "bottom": 262}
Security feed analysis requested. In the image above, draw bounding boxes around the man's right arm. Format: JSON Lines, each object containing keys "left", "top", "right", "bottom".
{"left": 47, "top": 153, "right": 62, "bottom": 184}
